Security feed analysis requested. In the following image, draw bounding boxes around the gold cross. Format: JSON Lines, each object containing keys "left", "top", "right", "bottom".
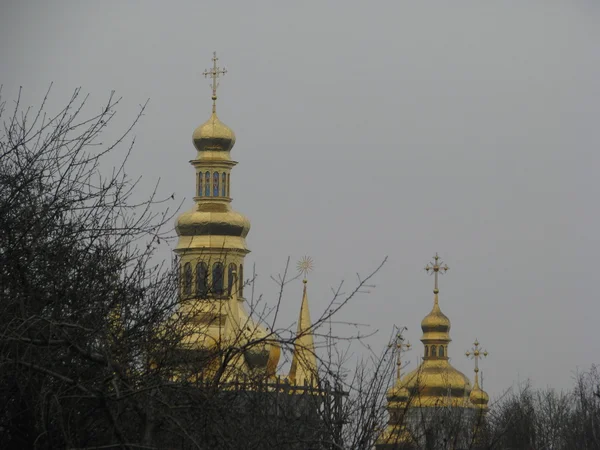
{"left": 425, "top": 253, "right": 449, "bottom": 294}
{"left": 388, "top": 326, "right": 411, "bottom": 382}
{"left": 203, "top": 51, "right": 228, "bottom": 113}
{"left": 466, "top": 339, "right": 488, "bottom": 377}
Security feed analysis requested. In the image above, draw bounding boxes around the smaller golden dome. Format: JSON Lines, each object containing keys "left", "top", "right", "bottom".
{"left": 470, "top": 382, "right": 489, "bottom": 408}
{"left": 192, "top": 112, "right": 236, "bottom": 152}
{"left": 421, "top": 295, "right": 450, "bottom": 336}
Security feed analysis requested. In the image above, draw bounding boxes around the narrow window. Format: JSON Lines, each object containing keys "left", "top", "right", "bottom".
{"left": 212, "top": 262, "right": 224, "bottom": 295}
{"left": 439, "top": 346, "right": 444, "bottom": 357}
{"left": 424, "top": 346, "right": 429, "bottom": 357}
{"left": 204, "top": 171, "right": 211, "bottom": 196}
{"left": 239, "top": 264, "right": 244, "bottom": 298}
{"left": 196, "top": 262, "right": 208, "bottom": 297}
{"left": 198, "top": 172, "right": 203, "bottom": 197}
{"left": 228, "top": 263, "right": 236, "bottom": 296}
{"left": 213, "top": 172, "right": 219, "bottom": 197}
{"left": 183, "top": 262, "right": 192, "bottom": 296}
{"left": 222, "top": 173, "right": 227, "bottom": 196}
{"left": 431, "top": 345, "right": 437, "bottom": 357}
{"left": 227, "top": 175, "right": 231, "bottom": 197}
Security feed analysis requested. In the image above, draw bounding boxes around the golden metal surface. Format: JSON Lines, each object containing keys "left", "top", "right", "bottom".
{"left": 172, "top": 54, "right": 280, "bottom": 380}
{"left": 288, "top": 277, "right": 318, "bottom": 387}
{"left": 382, "top": 252, "right": 473, "bottom": 435}
{"left": 192, "top": 113, "right": 236, "bottom": 153}
{"left": 466, "top": 339, "right": 490, "bottom": 410}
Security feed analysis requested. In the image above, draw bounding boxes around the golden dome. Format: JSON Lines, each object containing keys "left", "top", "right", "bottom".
{"left": 402, "top": 359, "right": 471, "bottom": 406}
{"left": 266, "top": 341, "right": 281, "bottom": 378}
{"left": 421, "top": 294, "right": 450, "bottom": 339}
{"left": 176, "top": 202, "right": 250, "bottom": 239}
{"left": 386, "top": 384, "right": 410, "bottom": 402}
{"left": 239, "top": 323, "right": 281, "bottom": 376}
{"left": 192, "top": 112, "right": 236, "bottom": 152}
{"left": 470, "top": 383, "right": 489, "bottom": 408}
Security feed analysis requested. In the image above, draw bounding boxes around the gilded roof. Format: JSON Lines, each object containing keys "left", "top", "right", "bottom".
{"left": 192, "top": 112, "right": 236, "bottom": 152}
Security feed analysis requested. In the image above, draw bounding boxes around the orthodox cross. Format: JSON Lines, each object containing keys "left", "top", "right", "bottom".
{"left": 466, "top": 339, "right": 488, "bottom": 383}
{"left": 388, "top": 326, "right": 411, "bottom": 381}
{"left": 425, "top": 253, "right": 449, "bottom": 294}
{"left": 203, "top": 51, "right": 227, "bottom": 113}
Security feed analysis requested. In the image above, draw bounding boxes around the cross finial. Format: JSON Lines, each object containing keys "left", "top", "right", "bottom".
{"left": 388, "top": 326, "right": 411, "bottom": 382}
{"left": 203, "top": 51, "right": 228, "bottom": 114}
{"left": 297, "top": 256, "right": 314, "bottom": 284}
{"left": 425, "top": 253, "right": 449, "bottom": 294}
{"left": 466, "top": 339, "right": 488, "bottom": 385}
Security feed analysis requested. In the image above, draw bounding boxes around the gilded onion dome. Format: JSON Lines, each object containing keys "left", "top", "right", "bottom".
{"left": 470, "top": 382, "right": 489, "bottom": 410}
{"left": 192, "top": 112, "right": 236, "bottom": 153}
{"left": 176, "top": 203, "right": 250, "bottom": 241}
{"left": 400, "top": 254, "right": 471, "bottom": 407}
{"left": 421, "top": 295, "right": 451, "bottom": 341}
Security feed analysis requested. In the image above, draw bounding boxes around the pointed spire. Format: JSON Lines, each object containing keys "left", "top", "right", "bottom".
{"left": 289, "top": 258, "right": 318, "bottom": 386}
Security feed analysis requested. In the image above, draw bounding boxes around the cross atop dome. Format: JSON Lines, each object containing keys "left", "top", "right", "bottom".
{"left": 425, "top": 253, "right": 449, "bottom": 294}
{"left": 203, "top": 51, "right": 228, "bottom": 113}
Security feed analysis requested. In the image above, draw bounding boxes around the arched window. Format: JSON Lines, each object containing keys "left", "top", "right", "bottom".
{"left": 424, "top": 346, "right": 429, "bottom": 357}
{"left": 439, "top": 346, "right": 445, "bottom": 357}
{"left": 196, "top": 262, "right": 208, "bottom": 297}
{"left": 213, "top": 172, "right": 219, "bottom": 197}
{"left": 239, "top": 264, "right": 244, "bottom": 298}
{"left": 222, "top": 173, "right": 227, "bottom": 196}
{"left": 198, "top": 172, "right": 203, "bottom": 197}
{"left": 431, "top": 345, "right": 437, "bottom": 357}
{"left": 212, "top": 262, "right": 224, "bottom": 295}
{"left": 227, "top": 263, "right": 236, "bottom": 296}
{"left": 204, "top": 171, "right": 211, "bottom": 196}
{"left": 183, "top": 262, "right": 192, "bottom": 296}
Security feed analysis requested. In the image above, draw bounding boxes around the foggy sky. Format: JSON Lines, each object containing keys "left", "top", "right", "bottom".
{"left": 2, "top": 0, "right": 599, "bottom": 399}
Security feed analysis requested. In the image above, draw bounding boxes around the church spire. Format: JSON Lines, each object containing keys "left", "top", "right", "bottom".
{"left": 421, "top": 253, "right": 451, "bottom": 360}
{"left": 466, "top": 339, "right": 490, "bottom": 412}
{"left": 289, "top": 257, "right": 318, "bottom": 386}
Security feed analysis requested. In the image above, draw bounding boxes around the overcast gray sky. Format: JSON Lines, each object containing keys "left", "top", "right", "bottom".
{"left": 2, "top": 0, "right": 599, "bottom": 398}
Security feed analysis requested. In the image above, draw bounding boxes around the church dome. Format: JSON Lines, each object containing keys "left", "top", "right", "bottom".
{"left": 387, "top": 384, "right": 410, "bottom": 402}
{"left": 192, "top": 112, "right": 236, "bottom": 152}
{"left": 402, "top": 359, "right": 471, "bottom": 406}
{"left": 176, "top": 202, "right": 250, "bottom": 238}
{"left": 421, "top": 297, "right": 450, "bottom": 336}
{"left": 470, "top": 384, "right": 489, "bottom": 408}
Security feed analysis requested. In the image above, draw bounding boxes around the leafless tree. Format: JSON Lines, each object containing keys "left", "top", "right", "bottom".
{"left": 0, "top": 86, "right": 392, "bottom": 450}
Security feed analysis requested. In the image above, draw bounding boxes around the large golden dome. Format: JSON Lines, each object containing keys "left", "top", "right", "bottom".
{"left": 401, "top": 359, "right": 471, "bottom": 407}
{"left": 192, "top": 112, "right": 236, "bottom": 152}
{"left": 176, "top": 202, "right": 250, "bottom": 239}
